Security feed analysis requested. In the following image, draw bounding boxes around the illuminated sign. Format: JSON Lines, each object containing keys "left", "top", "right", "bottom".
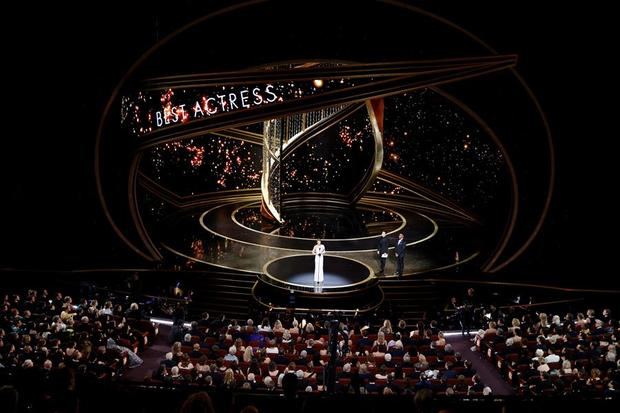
{"left": 155, "top": 84, "right": 279, "bottom": 128}
{"left": 121, "top": 77, "right": 360, "bottom": 136}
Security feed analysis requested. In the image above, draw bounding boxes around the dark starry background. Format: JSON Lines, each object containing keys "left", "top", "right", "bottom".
{"left": 1, "top": 0, "right": 615, "bottom": 286}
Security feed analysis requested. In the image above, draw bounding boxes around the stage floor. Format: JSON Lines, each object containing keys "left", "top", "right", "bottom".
{"left": 158, "top": 193, "right": 483, "bottom": 276}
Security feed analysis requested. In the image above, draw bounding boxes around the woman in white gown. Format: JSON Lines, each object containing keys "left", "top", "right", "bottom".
{"left": 312, "top": 239, "right": 325, "bottom": 285}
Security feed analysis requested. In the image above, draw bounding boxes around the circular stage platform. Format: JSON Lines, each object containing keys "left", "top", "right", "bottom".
{"left": 255, "top": 254, "right": 382, "bottom": 312}
{"left": 262, "top": 255, "right": 375, "bottom": 292}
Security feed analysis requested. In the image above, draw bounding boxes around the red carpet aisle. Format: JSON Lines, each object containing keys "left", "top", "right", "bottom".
{"left": 122, "top": 325, "right": 172, "bottom": 381}
{"left": 449, "top": 334, "right": 515, "bottom": 396}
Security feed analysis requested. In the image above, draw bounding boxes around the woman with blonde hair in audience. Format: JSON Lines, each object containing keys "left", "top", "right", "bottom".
{"left": 59, "top": 303, "right": 76, "bottom": 323}
{"left": 171, "top": 342, "right": 183, "bottom": 359}
{"left": 561, "top": 360, "right": 573, "bottom": 375}
{"left": 508, "top": 318, "right": 521, "bottom": 334}
{"left": 273, "top": 319, "right": 285, "bottom": 333}
{"left": 380, "top": 319, "right": 393, "bottom": 335}
{"left": 484, "top": 321, "right": 498, "bottom": 336}
{"left": 289, "top": 319, "right": 300, "bottom": 335}
{"left": 223, "top": 368, "right": 236, "bottom": 389}
{"left": 243, "top": 346, "right": 254, "bottom": 363}
{"left": 280, "top": 330, "right": 291, "bottom": 345}
{"left": 415, "top": 354, "right": 428, "bottom": 370}
{"left": 372, "top": 331, "right": 388, "bottom": 354}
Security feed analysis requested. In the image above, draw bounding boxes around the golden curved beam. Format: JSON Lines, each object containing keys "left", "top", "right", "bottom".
{"left": 142, "top": 55, "right": 517, "bottom": 90}
{"left": 133, "top": 58, "right": 516, "bottom": 152}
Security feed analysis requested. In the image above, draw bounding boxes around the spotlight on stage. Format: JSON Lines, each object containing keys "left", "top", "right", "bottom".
{"left": 262, "top": 255, "right": 375, "bottom": 292}
{"left": 254, "top": 255, "right": 382, "bottom": 313}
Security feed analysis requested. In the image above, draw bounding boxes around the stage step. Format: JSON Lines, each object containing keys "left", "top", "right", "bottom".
{"left": 378, "top": 280, "right": 446, "bottom": 323}
{"left": 179, "top": 270, "right": 447, "bottom": 324}
{"left": 195, "top": 284, "right": 252, "bottom": 291}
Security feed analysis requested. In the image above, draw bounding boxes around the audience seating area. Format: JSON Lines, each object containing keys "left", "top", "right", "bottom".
{"left": 475, "top": 306, "right": 619, "bottom": 397}
{"left": 1, "top": 286, "right": 619, "bottom": 413}
{"left": 154, "top": 316, "right": 486, "bottom": 397}
{"left": 0, "top": 288, "right": 159, "bottom": 407}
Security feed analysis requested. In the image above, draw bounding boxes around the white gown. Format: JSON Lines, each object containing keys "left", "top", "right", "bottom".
{"left": 312, "top": 244, "right": 325, "bottom": 283}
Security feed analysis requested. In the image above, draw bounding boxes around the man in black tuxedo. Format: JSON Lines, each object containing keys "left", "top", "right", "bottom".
{"left": 395, "top": 233, "right": 405, "bottom": 277}
{"left": 460, "top": 288, "right": 476, "bottom": 336}
{"left": 376, "top": 231, "right": 389, "bottom": 275}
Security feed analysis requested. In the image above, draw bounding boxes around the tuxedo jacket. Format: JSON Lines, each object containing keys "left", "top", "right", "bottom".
{"left": 377, "top": 237, "right": 389, "bottom": 254}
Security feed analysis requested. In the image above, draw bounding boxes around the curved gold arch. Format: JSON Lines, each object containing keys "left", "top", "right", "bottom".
{"left": 381, "top": 0, "right": 555, "bottom": 272}
{"left": 261, "top": 99, "right": 384, "bottom": 223}
{"left": 429, "top": 87, "right": 519, "bottom": 273}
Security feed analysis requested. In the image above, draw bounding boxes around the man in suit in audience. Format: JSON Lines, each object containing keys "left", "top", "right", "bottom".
{"left": 460, "top": 288, "right": 476, "bottom": 336}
